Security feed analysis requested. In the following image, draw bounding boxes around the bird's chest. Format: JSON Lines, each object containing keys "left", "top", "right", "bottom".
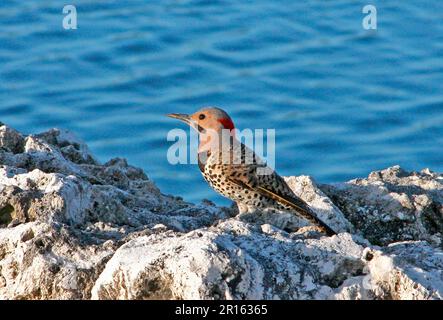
{"left": 201, "top": 160, "right": 234, "bottom": 199}
{"left": 200, "top": 155, "right": 267, "bottom": 207}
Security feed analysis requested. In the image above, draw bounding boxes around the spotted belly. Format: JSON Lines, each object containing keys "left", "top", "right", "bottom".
{"left": 201, "top": 168, "right": 272, "bottom": 209}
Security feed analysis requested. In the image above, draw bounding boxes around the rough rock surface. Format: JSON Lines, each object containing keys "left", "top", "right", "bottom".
{"left": 0, "top": 124, "right": 442, "bottom": 300}
{"left": 320, "top": 166, "right": 443, "bottom": 246}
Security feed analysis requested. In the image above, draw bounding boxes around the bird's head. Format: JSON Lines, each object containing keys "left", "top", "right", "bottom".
{"left": 167, "top": 107, "right": 235, "bottom": 134}
{"left": 167, "top": 107, "right": 235, "bottom": 153}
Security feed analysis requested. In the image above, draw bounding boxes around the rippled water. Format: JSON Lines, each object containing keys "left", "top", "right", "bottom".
{"left": 1, "top": 1, "right": 442, "bottom": 205}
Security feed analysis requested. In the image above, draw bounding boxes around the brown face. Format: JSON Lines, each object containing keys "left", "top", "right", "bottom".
{"left": 167, "top": 107, "right": 234, "bottom": 134}
{"left": 168, "top": 107, "right": 235, "bottom": 153}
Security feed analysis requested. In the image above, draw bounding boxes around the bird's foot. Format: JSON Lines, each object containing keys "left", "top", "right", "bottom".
{"left": 236, "top": 207, "right": 301, "bottom": 231}
{"left": 290, "top": 226, "right": 325, "bottom": 240}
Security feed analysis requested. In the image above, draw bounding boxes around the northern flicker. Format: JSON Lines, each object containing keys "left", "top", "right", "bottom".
{"left": 167, "top": 107, "right": 336, "bottom": 236}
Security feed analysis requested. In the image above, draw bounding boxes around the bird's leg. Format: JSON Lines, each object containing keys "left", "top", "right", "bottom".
{"left": 235, "top": 203, "right": 290, "bottom": 231}
{"left": 236, "top": 203, "right": 312, "bottom": 234}
{"left": 236, "top": 203, "right": 284, "bottom": 227}
{"left": 237, "top": 202, "right": 251, "bottom": 215}
{"left": 236, "top": 203, "right": 258, "bottom": 222}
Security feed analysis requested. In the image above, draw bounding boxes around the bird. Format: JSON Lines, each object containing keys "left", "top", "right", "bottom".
{"left": 167, "top": 107, "right": 336, "bottom": 236}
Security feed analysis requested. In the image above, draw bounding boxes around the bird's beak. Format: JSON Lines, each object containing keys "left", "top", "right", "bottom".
{"left": 166, "top": 113, "right": 191, "bottom": 125}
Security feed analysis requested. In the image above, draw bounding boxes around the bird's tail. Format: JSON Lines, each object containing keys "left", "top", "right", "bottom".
{"left": 299, "top": 209, "right": 337, "bottom": 236}
{"left": 256, "top": 186, "right": 337, "bottom": 236}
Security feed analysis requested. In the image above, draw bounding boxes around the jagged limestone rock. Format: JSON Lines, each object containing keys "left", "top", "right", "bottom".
{"left": 321, "top": 166, "right": 443, "bottom": 246}
{"left": 0, "top": 124, "right": 442, "bottom": 300}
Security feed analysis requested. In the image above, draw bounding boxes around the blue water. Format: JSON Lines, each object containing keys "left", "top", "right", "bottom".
{"left": 1, "top": 1, "right": 442, "bottom": 205}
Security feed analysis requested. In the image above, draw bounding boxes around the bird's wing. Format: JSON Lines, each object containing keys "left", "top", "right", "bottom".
{"left": 222, "top": 144, "right": 336, "bottom": 235}
{"left": 226, "top": 171, "right": 336, "bottom": 236}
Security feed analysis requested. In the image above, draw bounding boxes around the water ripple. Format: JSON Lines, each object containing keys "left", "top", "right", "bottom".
{"left": 0, "top": 0, "right": 442, "bottom": 204}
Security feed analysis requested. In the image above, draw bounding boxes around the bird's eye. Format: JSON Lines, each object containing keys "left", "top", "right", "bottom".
{"left": 199, "top": 114, "right": 206, "bottom": 120}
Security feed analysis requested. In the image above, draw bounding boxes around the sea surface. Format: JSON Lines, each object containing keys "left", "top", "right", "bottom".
{"left": 1, "top": 1, "right": 442, "bottom": 205}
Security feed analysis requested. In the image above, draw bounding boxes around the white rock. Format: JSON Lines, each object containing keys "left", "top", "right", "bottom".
{"left": 0, "top": 125, "right": 442, "bottom": 300}
{"left": 92, "top": 220, "right": 366, "bottom": 300}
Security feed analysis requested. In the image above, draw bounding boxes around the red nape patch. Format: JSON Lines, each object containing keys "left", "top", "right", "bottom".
{"left": 218, "top": 118, "right": 235, "bottom": 130}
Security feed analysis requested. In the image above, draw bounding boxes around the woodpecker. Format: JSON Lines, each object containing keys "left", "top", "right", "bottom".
{"left": 167, "top": 107, "right": 336, "bottom": 236}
